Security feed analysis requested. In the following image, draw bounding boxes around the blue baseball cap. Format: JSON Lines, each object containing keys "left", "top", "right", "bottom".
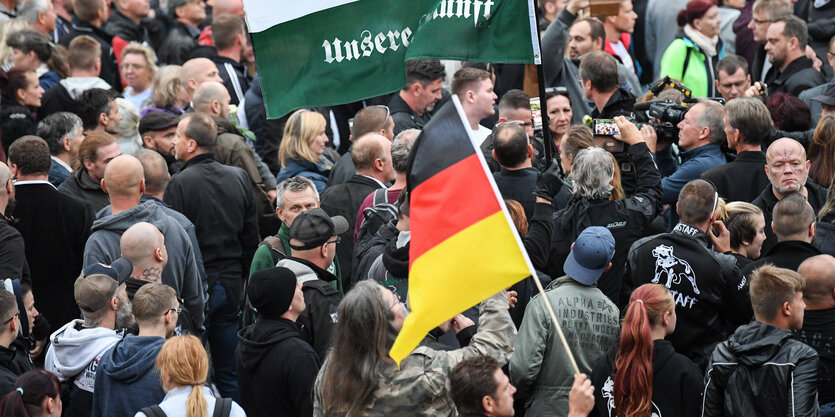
{"left": 563, "top": 226, "right": 615, "bottom": 285}
{"left": 83, "top": 257, "right": 133, "bottom": 284}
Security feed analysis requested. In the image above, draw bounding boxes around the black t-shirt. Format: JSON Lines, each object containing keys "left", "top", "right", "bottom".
{"left": 795, "top": 308, "right": 835, "bottom": 404}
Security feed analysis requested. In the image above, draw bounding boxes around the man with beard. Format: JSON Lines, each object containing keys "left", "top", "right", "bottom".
{"left": 44, "top": 264, "right": 134, "bottom": 417}
{"left": 139, "top": 112, "right": 180, "bottom": 173}
{"left": 752, "top": 138, "right": 827, "bottom": 255}
{"left": 762, "top": 15, "right": 826, "bottom": 97}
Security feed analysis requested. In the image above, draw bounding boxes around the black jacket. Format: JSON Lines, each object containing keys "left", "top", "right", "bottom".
{"left": 701, "top": 151, "right": 769, "bottom": 203}
{"left": 163, "top": 153, "right": 260, "bottom": 301}
{"left": 320, "top": 174, "right": 384, "bottom": 283}
{"left": 590, "top": 339, "right": 704, "bottom": 417}
{"left": 751, "top": 182, "right": 827, "bottom": 255}
{"left": 550, "top": 142, "right": 662, "bottom": 305}
{"left": 591, "top": 88, "right": 639, "bottom": 196}
{"left": 352, "top": 219, "right": 398, "bottom": 291}
{"left": 493, "top": 167, "right": 537, "bottom": 221}
{"left": 39, "top": 83, "right": 77, "bottom": 122}
{"left": 236, "top": 318, "right": 320, "bottom": 417}
{"left": 59, "top": 22, "right": 120, "bottom": 90}
{"left": 0, "top": 103, "right": 37, "bottom": 154}
{"left": 625, "top": 223, "right": 753, "bottom": 370}
{"left": 0, "top": 216, "right": 29, "bottom": 283}
{"left": 103, "top": 9, "right": 164, "bottom": 51}
{"left": 795, "top": 308, "right": 835, "bottom": 404}
{"left": 764, "top": 56, "right": 827, "bottom": 98}
{"left": 388, "top": 92, "right": 430, "bottom": 136}
{"left": 326, "top": 150, "right": 355, "bottom": 187}
{"left": 704, "top": 322, "right": 819, "bottom": 417}
{"left": 12, "top": 182, "right": 94, "bottom": 329}
{"left": 58, "top": 169, "right": 111, "bottom": 213}
{"left": 741, "top": 240, "right": 822, "bottom": 276}
{"left": 213, "top": 55, "right": 250, "bottom": 106}
{"left": 158, "top": 21, "right": 199, "bottom": 65}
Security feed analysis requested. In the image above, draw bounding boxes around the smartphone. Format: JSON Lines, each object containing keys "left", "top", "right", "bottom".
{"left": 530, "top": 97, "right": 542, "bottom": 131}
{"left": 592, "top": 119, "right": 620, "bottom": 136}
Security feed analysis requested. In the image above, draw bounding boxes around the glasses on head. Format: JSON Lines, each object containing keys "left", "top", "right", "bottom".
{"left": 326, "top": 236, "right": 341, "bottom": 246}
{"left": 372, "top": 105, "right": 391, "bottom": 131}
{"left": 166, "top": 305, "right": 182, "bottom": 315}
{"left": 545, "top": 86, "right": 568, "bottom": 94}
{"left": 2, "top": 313, "right": 18, "bottom": 325}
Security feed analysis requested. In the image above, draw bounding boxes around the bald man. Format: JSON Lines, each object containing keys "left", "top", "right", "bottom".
{"left": 84, "top": 155, "right": 206, "bottom": 330}
{"left": 796, "top": 254, "right": 835, "bottom": 408}
{"left": 180, "top": 58, "right": 224, "bottom": 108}
{"left": 752, "top": 138, "right": 828, "bottom": 254}
{"left": 320, "top": 133, "right": 395, "bottom": 283}
{"left": 0, "top": 163, "right": 29, "bottom": 282}
{"left": 193, "top": 81, "right": 231, "bottom": 118}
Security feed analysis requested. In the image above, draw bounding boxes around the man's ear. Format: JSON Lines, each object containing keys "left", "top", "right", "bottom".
{"left": 593, "top": 37, "right": 603, "bottom": 50}
{"left": 63, "top": 136, "right": 74, "bottom": 152}
{"left": 771, "top": 221, "right": 776, "bottom": 235}
{"left": 101, "top": 179, "right": 109, "bottom": 194}
{"left": 99, "top": 112, "right": 108, "bottom": 129}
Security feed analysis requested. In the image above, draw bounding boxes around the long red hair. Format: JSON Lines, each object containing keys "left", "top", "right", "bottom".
{"left": 614, "top": 284, "right": 674, "bottom": 417}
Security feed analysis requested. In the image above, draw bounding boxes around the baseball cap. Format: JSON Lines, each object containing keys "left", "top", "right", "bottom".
{"left": 563, "top": 226, "right": 616, "bottom": 285}
{"left": 288, "top": 208, "right": 349, "bottom": 250}
{"left": 811, "top": 83, "right": 835, "bottom": 106}
{"left": 248, "top": 267, "right": 298, "bottom": 319}
{"left": 139, "top": 111, "right": 180, "bottom": 135}
{"left": 74, "top": 274, "right": 119, "bottom": 313}
{"left": 83, "top": 257, "right": 133, "bottom": 284}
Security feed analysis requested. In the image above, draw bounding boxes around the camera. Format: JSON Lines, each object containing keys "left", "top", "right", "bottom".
{"left": 635, "top": 100, "right": 689, "bottom": 144}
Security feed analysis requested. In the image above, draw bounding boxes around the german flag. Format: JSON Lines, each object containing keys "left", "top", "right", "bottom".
{"left": 389, "top": 96, "right": 533, "bottom": 365}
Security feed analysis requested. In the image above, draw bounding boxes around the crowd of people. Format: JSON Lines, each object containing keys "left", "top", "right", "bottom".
{"left": 0, "top": 0, "right": 833, "bottom": 415}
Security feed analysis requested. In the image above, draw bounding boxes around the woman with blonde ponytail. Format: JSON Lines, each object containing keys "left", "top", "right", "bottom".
{"left": 589, "top": 284, "right": 703, "bottom": 417}
{"left": 134, "top": 336, "right": 246, "bottom": 417}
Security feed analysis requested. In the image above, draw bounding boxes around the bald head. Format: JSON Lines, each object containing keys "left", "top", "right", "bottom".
{"left": 181, "top": 58, "right": 222, "bottom": 96}
{"left": 120, "top": 222, "right": 165, "bottom": 270}
{"left": 212, "top": 0, "right": 244, "bottom": 16}
{"left": 765, "top": 138, "right": 811, "bottom": 197}
{"left": 192, "top": 82, "right": 231, "bottom": 117}
{"left": 766, "top": 138, "right": 807, "bottom": 163}
{"left": 103, "top": 155, "right": 145, "bottom": 198}
{"left": 352, "top": 133, "right": 391, "bottom": 172}
{"left": 0, "top": 164, "right": 11, "bottom": 208}
{"left": 133, "top": 149, "right": 169, "bottom": 195}
{"left": 798, "top": 255, "right": 835, "bottom": 308}
{"left": 0, "top": 164, "right": 10, "bottom": 191}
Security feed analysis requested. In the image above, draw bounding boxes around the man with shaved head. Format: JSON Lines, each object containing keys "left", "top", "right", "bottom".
{"left": 753, "top": 138, "right": 828, "bottom": 254}
{"left": 796, "top": 254, "right": 835, "bottom": 410}
{"left": 84, "top": 154, "right": 206, "bottom": 330}
{"left": 180, "top": 57, "right": 224, "bottom": 110}
{"left": 320, "top": 133, "right": 395, "bottom": 286}
{"left": 0, "top": 163, "right": 28, "bottom": 282}
{"left": 193, "top": 81, "right": 231, "bottom": 117}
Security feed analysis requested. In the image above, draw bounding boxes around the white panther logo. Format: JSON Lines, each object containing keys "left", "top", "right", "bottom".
{"left": 651, "top": 245, "right": 700, "bottom": 294}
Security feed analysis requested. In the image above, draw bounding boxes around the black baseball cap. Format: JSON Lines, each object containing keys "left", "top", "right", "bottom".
{"left": 288, "top": 208, "right": 348, "bottom": 250}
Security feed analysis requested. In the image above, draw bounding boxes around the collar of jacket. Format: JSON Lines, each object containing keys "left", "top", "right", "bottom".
{"left": 774, "top": 56, "right": 816, "bottom": 83}
{"left": 288, "top": 256, "right": 339, "bottom": 283}
{"left": 71, "top": 21, "right": 113, "bottom": 43}
{"left": 671, "top": 222, "right": 710, "bottom": 245}
{"left": 680, "top": 143, "right": 722, "bottom": 161}
{"left": 762, "top": 239, "right": 822, "bottom": 257}
{"left": 180, "top": 152, "right": 214, "bottom": 170}
{"left": 75, "top": 168, "right": 103, "bottom": 192}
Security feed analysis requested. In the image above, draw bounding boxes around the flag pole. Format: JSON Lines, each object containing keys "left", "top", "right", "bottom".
{"left": 530, "top": 1, "right": 556, "bottom": 165}
{"left": 529, "top": 260, "right": 581, "bottom": 375}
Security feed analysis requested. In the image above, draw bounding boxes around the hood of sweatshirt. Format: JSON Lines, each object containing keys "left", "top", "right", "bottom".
{"left": 90, "top": 201, "right": 169, "bottom": 234}
{"left": 237, "top": 318, "right": 300, "bottom": 373}
{"left": 44, "top": 320, "right": 122, "bottom": 379}
{"left": 98, "top": 334, "right": 164, "bottom": 384}
{"left": 276, "top": 258, "right": 318, "bottom": 284}
{"left": 726, "top": 322, "right": 794, "bottom": 366}
{"left": 58, "top": 77, "right": 113, "bottom": 100}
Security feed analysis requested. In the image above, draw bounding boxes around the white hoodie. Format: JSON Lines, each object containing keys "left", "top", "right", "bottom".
{"left": 58, "top": 77, "right": 113, "bottom": 100}
{"left": 44, "top": 320, "right": 123, "bottom": 392}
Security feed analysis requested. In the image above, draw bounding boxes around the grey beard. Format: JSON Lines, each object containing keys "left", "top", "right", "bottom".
{"left": 115, "top": 293, "right": 135, "bottom": 329}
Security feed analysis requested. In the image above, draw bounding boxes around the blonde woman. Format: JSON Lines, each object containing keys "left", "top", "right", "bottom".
{"left": 135, "top": 336, "right": 245, "bottom": 417}
{"left": 276, "top": 109, "right": 334, "bottom": 192}
{"left": 144, "top": 65, "right": 187, "bottom": 116}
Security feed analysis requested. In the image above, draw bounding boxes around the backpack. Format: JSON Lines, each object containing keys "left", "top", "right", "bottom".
{"left": 240, "top": 236, "right": 287, "bottom": 327}
{"left": 354, "top": 189, "right": 398, "bottom": 257}
{"left": 140, "top": 397, "right": 232, "bottom": 417}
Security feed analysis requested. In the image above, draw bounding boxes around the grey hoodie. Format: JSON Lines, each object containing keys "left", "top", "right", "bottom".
{"left": 58, "top": 77, "right": 113, "bottom": 100}
{"left": 83, "top": 201, "right": 206, "bottom": 330}
{"left": 44, "top": 320, "right": 122, "bottom": 389}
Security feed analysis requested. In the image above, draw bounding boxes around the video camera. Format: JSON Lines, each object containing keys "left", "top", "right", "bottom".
{"left": 634, "top": 76, "right": 694, "bottom": 144}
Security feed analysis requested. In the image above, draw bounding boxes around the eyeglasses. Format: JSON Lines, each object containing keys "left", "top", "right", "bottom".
{"left": 2, "top": 313, "right": 18, "bottom": 325}
{"left": 828, "top": 51, "right": 835, "bottom": 59}
{"left": 166, "top": 306, "right": 182, "bottom": 315}
{"left": 388, "top": 288, "right": 400, "bottom": 309}
{"left": 372, "top": 105, "right": 391, "bottom": 131}
{"left": 326, "top": 236, "right": 341, "bottom": 245}
{"left": 545, "top": 86, "right": 568, "bottom": 94}
{"left": 752, "top": 17, "right": 772, "bottom": 24}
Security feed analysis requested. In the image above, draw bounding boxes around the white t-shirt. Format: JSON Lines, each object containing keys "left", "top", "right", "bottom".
{"left": 610, "top": 41, "right": 635, "bottom": 75}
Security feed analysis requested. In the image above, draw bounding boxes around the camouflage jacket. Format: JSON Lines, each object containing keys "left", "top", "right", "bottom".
{"left": 312, "top": 291, "right": 515, "bottom": 417}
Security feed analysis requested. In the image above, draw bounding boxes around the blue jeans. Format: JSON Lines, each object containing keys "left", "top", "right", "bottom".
{"left": 206, "top": 283, "right": 240, "bottom": 401}
{"left": 821, "top": 402, "right": 835, "bottom": 417}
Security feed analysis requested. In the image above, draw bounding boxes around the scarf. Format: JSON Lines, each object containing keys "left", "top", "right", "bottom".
{"left": 683, "top": 24, "right": 718, "bottom": 57}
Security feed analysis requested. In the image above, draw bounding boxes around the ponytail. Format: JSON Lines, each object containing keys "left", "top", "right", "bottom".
{"left": 186, "top": 385, "right": 207, "bottom": 417}
{"left": 613, "top": 284, "right": 674, "bottom": 417}
{"left": 0, "top": 369, "right": 61, "bottom": 417}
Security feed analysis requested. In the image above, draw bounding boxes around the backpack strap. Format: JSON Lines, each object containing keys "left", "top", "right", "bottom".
{"left": 372, "top": 188, "right": 389, "bottom": 205}
{"left": 213, "top": 397, "right": 233, "bottom": 417}
{"left": 140, "top": 405, "right": 167, "bottom": 417}
{"left": 681, "top": 47, "right": 692, "bottom": 81}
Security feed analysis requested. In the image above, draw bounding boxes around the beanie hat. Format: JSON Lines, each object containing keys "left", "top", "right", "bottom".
{"left": 248, "top": 267, "right": 298, "bottom": 319}
{"left": 677, "top": 0, "right": 717, "bottom": 27}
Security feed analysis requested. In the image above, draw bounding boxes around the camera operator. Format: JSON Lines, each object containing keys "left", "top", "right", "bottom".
{"left": 579, "top": 51, "right": 642, "bottom": 196}
{"left": 547, "top": 116, "right": 662, "bottom": 305}
{"left": 645, "top": 100, "right": 726, "bottom": 229}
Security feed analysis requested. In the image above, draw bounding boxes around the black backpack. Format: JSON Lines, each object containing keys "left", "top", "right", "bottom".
{"left": 354, "top": 189, "right": 398, "bottom": 257}
{"left": 141, "top": 397, "right": 233, "bottom": 417}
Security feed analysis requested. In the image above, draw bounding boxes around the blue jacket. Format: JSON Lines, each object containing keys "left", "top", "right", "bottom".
{"left": 275, "top": 157, "right": 333, "bottom": 193}
{"left": 49, "top": 159, "right": 70, "bottom": 187}
{"left": 92, "top": 335, "right": 166, "bottom": 417}
{"left": 659, "top": 144, "right": 726, "bottom": 204}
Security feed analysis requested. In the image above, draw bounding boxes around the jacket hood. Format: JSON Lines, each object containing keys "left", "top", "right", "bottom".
{"left": 726, "top": 322, "right": 793, "bottom": 366}
{"left": 99, "top": 334, "right": 164, "bottom": 384}
{"left": 58, "top": 77, "right": 112, "bottom": 100}
{"left": 237, "top": 318, "right": 300, "bottom": 372}
{"left": 651, "top": 339, "right": 678, "bottom": 371}
{"left": 90, "top": 201, "right": 165, "bottom": 234}
{"left": 276, "top": 258, "right": 318, "bottom": 284}
{"left": 45, "top": 320, "right": 122, "bottom": 379}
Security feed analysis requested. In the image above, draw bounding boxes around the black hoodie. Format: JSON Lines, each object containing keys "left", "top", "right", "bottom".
{"left": 235, "top": 318, "right": 320, "bottom": 417}
{"left": 704, "top": 322, "right": 819, "bottom": 417}
{"left": 590, "top": 339, "right": 703, "bottom": 417}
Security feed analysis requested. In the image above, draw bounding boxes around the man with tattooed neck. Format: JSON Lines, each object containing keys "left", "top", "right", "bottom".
{"left": 83, "top": 155, "right": 206, "bottom": 332}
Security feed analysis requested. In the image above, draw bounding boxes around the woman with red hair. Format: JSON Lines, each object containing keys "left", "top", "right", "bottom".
{"left": 589, "top": 284, "right": 703, "bottom": 417}
{"left": 660, "top": 0, "right": 725, "bottom": 97}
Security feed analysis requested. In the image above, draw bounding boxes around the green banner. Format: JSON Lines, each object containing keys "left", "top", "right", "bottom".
{"left": 247, "top": 0, "right": 537, "bottom": 119}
